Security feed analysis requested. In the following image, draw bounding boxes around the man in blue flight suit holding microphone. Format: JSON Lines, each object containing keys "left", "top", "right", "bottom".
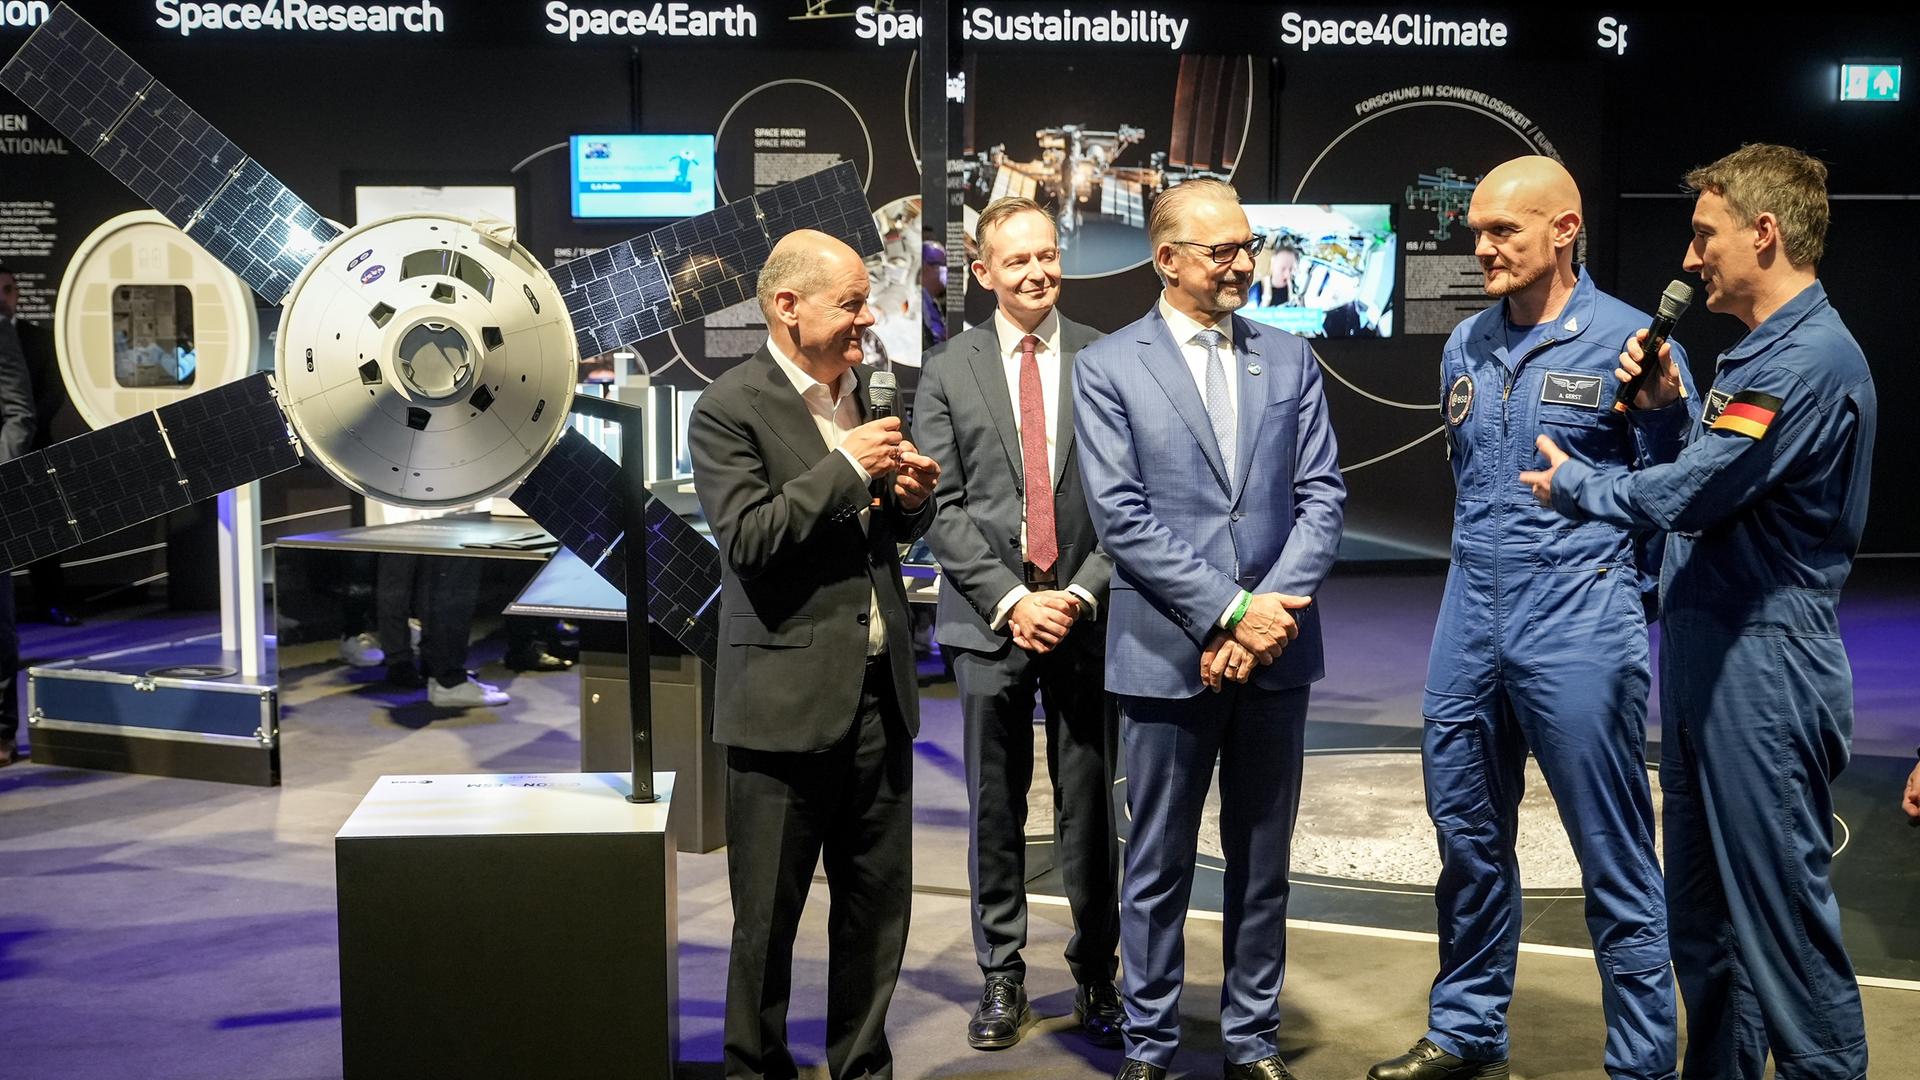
{"left": 1370, "top": 156, "right": 1695, "bottom": 1080}
{"left": 1522, "top": 144, "right": 1874, "bottom": 1080}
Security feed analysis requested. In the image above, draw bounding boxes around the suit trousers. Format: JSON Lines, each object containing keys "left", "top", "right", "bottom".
{"left": 375, "top": 553, "right": 481, "bottom": 685}
{"left": 953, "top": 638, "right": 1119, "bottom": 986}
{"left": 724, "top": 657, "right": 913, "bottom": 1080}
{"left": 1118, "top": 683, "right": 1309, "bottom": 1068}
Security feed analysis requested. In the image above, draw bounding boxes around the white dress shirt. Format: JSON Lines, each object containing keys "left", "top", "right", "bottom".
{"left": 766, "top": 338, "right": 888, "bottom": 656}
{"left": 986, "top": 307, "right": 1099, "bottom": 631}
{"left": 1156, "top": 297, "right": 1248, "bottom": 630}
{"left": 1157, "top": 295, "right": 1238, "bottom": 423}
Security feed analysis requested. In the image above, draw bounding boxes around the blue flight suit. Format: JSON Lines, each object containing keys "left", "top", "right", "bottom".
{"left": 1552, "top": 281, "right": 1873, "bottom": 1080}
{"left": 1426, "top": 270, "right": 1693, "bottom": 1078}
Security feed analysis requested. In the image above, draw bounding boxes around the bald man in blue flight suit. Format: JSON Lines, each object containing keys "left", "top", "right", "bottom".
{"left": 1371, "top": 157, "right": 1696, "bottom": 1080}
{"left": 1524, "top": 144, "right": 1873, "bottom": 1080}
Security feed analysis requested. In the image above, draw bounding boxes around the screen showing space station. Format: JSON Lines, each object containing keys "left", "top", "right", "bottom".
{"left": 1240, "top": 204, "right": 1397, "bottom": 339}
{"left": 113, "top": 285, "right": 198, "bottom": 387}
{"left": 570, "top": 134, "right": 717, "bottom": 219}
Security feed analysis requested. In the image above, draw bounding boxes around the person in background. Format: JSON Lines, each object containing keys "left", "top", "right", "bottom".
{"left": 0, "top": 263, "right": 37, "bottom": 765}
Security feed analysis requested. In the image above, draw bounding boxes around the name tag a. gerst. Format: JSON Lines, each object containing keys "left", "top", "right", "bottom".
{"left": 1540, "top": 371, "right": 1604, "bottom": 409}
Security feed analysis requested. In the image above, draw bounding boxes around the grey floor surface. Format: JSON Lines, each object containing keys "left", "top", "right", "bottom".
{"left": 2, "top": 581, "right": 1916, "bottom": 1079}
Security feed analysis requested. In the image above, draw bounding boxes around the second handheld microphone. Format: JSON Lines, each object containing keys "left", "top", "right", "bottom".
{"left": 1612, "top": 280, "right": 1694, "bottom": 412}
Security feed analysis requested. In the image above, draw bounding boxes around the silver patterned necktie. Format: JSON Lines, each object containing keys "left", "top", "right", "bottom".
{"left": 1196, "top": 328, "right": 1235, "bottom": 481}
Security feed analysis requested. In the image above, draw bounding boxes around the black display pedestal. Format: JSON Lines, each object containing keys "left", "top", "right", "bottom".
{"left": 336, "top": 771, "right": 677, "bottom": 1079}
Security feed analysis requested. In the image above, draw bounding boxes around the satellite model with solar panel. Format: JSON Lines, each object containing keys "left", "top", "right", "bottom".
{"left": 0, "top": 3, "right": 881, "bottom": 673}
{"left": 1, "top": 4, "right": 880, "bottom": 794}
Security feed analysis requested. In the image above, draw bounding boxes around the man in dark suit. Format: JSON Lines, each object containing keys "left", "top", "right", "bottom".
{"left": 5, "top": 267, "right": 79, "bottom": 627}
{"left": 690, "top": 228, "right": 941, "bottom": 1080}
{"left": 0, "top": 263, "right": 38, "bottom": 765}
{"left": 915, "top": 196, "right": 1122, "bottom": 1051}
{"left": 1074, "top": 179, "right": 1346, "bottom": 1080}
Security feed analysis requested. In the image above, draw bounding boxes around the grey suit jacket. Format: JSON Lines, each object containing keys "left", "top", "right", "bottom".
{"left": 689, "top": 346, "right": 932, "bottom": 753}
{"left": 915, "top": 314, "right": 1111, "bottom": 656}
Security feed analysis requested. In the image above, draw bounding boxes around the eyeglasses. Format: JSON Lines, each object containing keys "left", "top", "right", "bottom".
{"left": 802, "top": 295, "right": 872, "bottom": 316}
{"left": 1173, "top": 235, "right": 1267, "bottom": 264}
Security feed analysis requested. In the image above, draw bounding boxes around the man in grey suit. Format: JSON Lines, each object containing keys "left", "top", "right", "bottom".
{"left": 1074, "top": 179, "right": 1346, "bottom": 1080}
{"left": 690, "top": 229, "right": 941, "bottom": 1080}
{"left": 915, "top": 197, "right": 1123, "bottom": 1051}
{"left": 0, "top": 263, "right": 36, "bottom": 765}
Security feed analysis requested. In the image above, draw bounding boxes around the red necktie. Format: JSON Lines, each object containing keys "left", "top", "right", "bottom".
{"left": 1018, "top": 334, "right": 1057, "bottom": 573}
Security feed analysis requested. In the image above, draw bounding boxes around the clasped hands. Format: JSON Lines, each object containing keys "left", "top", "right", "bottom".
{"left": 843, "top": 417, "right": 941, "bottom": 510}
{"left": 1009, "top": 590, "right": 1082, "bottom": 654}
{"left": 1200, "top": 592, "right": 1313, "bottom": 692}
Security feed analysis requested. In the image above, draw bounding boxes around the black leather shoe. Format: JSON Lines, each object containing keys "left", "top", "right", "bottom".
{"left": 34, "top": 606, "right": 81, "bottom": 627}
{"left": 1074, "top": 980, "right": 1124, "bottom": 1047}
{"left": 1116, "top": 1062, "right": 1166, "bottom": 1080}
{"left": 1368, "top": 1038, "right": 1509, "bottom": 1080}
{"left": 1226, "top": 1055, "right": 1299, "bottom": 1080}
{"left": 966, "top": 975, "right": 1031, "bottom": 1050}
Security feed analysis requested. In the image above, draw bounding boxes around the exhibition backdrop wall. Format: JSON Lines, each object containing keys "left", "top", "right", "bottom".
{"left": 0, "top": 2, "right": 1913, "bottom": 595}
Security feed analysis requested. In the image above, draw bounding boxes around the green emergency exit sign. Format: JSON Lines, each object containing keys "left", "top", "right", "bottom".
{"left": 1840, "top": 63, "right": 1900, "bottom": 102}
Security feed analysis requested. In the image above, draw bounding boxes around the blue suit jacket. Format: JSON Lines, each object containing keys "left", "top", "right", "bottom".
{"left": 1073, "top": 306, "right": 1345, "bottom": 699}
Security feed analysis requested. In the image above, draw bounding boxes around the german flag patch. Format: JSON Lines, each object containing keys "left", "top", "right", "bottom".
{"left": 1709, "top": 390, "right": 1783, "bottom": 440}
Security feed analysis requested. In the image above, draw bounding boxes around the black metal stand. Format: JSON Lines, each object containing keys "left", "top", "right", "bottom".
{"left": 567, "top": 395, "right": 657, "bottom": 804}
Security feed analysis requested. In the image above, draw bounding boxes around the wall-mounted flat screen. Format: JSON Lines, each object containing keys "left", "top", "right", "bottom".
{"left": 1240, "top": 204, "right": 1397, "bottom": 338}
{"left": 570, "top": 134, "right": 716, "bottom": 219}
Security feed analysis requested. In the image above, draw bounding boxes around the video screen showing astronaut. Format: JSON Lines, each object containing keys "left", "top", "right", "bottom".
{"left": 112, "top": 284, "right": 198, "bottom": 387}
{"left": 1239, "top": 204, "right": 1396, "bottom": 338}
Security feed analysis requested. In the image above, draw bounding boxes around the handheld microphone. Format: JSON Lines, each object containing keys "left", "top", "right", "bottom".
{"left": 1612, "top": 280, "right": 1694, "bottom": 412}
{"left": 867, "top": 370, "right": 897, "bottom": 420}
{"left": 865, "top": 370, "right": 900, "bottom": 498}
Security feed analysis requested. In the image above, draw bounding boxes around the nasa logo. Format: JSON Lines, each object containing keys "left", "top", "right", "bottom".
{"left": 360, "top": 264, "right": 385, "bottom": 285}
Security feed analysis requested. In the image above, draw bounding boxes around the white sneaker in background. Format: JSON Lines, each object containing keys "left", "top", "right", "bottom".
{"left": 338, "top": 632, "right": 385, "bottom": 668}
{"left": 428, "top": 675, "right": 510, "bottom": 709}
{"left": 408, "top": 617, "right": 422, "bottom": 650}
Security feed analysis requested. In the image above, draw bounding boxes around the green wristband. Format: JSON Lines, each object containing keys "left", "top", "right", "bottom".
{"left": 1225, "top": 590, "right": 1252, "bottom": 630}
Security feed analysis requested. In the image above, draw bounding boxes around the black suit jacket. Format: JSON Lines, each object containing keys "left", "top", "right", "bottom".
{"left": 689, "top": 347, "right": 932, "bottom": 753}
{"left": 915, "top": 314, "right": 1110, "bottom": 656}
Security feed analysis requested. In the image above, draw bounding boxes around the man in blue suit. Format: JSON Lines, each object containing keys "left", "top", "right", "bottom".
{"left": 1074, "top": 179, "right": 1346, "bottom": 1080}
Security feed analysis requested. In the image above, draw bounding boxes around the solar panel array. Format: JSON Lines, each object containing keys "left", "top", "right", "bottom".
{"left": 0, "top": 4, "right": 340, "bottom": 304}
{"left": 0, "top": 374, "right": 300, "bottom": 571}
{"left": 640, "top": 496, "right": 722, "bottom": 665}
{"left": 509, "top": 430, "right": 721, "bottom": 666}
{"left": 1101, "top": 177, "right": 1147, "bottom": 228}
{"left": 0, "top": 5, "right": 831, "bottom": 668}
{"left": 556, "top": 160, "right": 882, "bottom": 361}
